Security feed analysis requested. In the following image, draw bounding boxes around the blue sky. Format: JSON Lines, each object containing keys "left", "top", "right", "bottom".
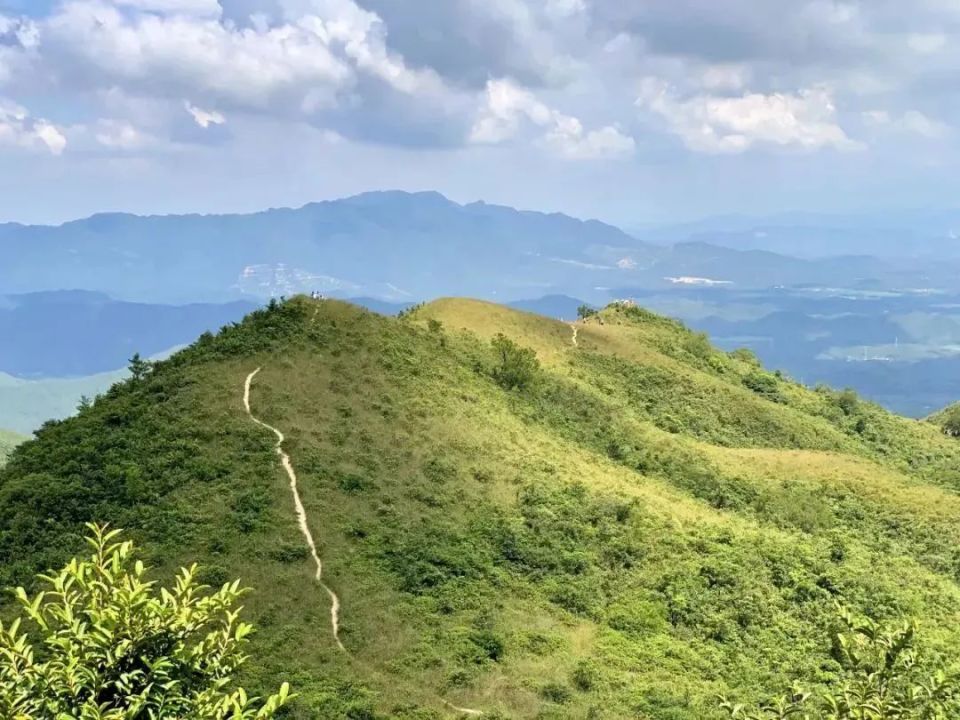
{"left": 0, "top": 0, "right": 957, "bottom": 225}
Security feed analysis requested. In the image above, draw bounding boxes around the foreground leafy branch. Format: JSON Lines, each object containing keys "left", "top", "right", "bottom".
{"left": 0, "top": 524, "right": 291, "bottom": 719}
{"left": 720, "top": 607, "right": 960, "bottom": 719}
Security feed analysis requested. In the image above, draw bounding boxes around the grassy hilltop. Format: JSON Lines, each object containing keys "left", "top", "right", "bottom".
{"left": 3, "top": 296, "right": 960, "bottom": 718}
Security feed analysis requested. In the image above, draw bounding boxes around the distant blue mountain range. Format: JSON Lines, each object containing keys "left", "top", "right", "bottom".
{"left": 4, "top": 191, "right": 956, "bottom": 305}
{"left": 0, "top": 291, "right": 257, "bottom": 378}
{"left": 635, "top": 208, "right": 960, "bottom": 259}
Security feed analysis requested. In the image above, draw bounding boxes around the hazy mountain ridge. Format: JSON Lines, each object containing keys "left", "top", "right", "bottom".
{"left": 0, "top": 291, "right": 257, "bottom": 378}
{"left": 637, "top": 209, "right": 960, "bottom": 259}
{"left": 622, "top": 285, "right": 960, "bottom": 417}
{"left": 3, "top": 191, "right": 953, "bottom": 306}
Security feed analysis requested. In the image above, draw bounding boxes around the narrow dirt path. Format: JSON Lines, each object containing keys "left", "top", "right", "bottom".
{"left": 243, "top": 367, "right": 346, "bottom": 652}
{"left": 570, "top": 323, "right": 579, "bottom": 347}
{"left": 442, "top": 700, "right": 483, "bottom": 716}
{"left": 244, "top": 362, "right": 483, "bottom": 714}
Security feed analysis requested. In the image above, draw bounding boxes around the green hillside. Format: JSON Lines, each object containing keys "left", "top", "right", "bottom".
{"left": 4, "top": 296, "right": 960, "bottom": 718}
{"left": 0, "top": 429, "right": 26, "bottom": 466}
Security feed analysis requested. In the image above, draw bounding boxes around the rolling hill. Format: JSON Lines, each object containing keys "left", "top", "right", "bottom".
{"left": 3, "top": 296, "right": 960, "bottom": 718}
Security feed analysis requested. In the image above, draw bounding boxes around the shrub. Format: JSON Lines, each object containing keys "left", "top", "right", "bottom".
{"left": 577, "top": 304, "right": 598, "bottom": 320}
{"left": 271, "top": 542, "right": 310, "bottom": 563}
{"left": 720, "top": 608, "right": 960, "bottom": 719}
{"left": 835, "top": 388, "right": 861, "bottom": 416}
{"left": 0, "top": 524, "right": 291, "bottom": 719}
{"left": 683, "top": 332, "right": 713, "bottom": 361}
{"left": 540, "top": 682, "right": 572, "bottom": 704}
{"left": 128, "top": 352, "right": 154, "bottom": 382}
{"left": 730, "top": 348, "right": 761, "bottom": 367}
{"left": 742, "top": 371, "right": 783, "bottom": 402}
{"left": 469, "top": 630, "right": 504, "bottom": 662}
{"left": 571, "top": 660, "right": 600, "bottom": 691}
{"left": 941, "top": 405, "right": 960, "bottom": 438}
{"left": 490, "top": 333, "right": 540, "bottom": 390}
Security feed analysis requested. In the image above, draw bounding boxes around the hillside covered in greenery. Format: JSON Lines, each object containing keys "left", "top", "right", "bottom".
{"left": 3, "top": 296, "right": 960, "bottom": 718}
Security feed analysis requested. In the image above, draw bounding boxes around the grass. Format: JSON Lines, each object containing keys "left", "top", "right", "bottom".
{"left": 3, "top": 296, "right": 960, "bottom": 718}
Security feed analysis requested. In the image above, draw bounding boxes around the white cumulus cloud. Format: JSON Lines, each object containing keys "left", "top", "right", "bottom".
{"left": 0, "top": 100, "right": 67, "bottom": 155}
{"left": 110, "top": 0, "right": 223, "bottom": 16}
{"left": 637, "top": 80, "right": 859, "bottom": 154}
{"left": 185, "top": 101, "right": 226, "bottom": 128}
{"left": 94, "top": 118, "right": 154, "bottom": 149}
{"left": 863, "top": 108, "right": 949, "bottom": 139}
{"left": 42, "top": 2, "right": 354, "bottom": 110}
{"left": 471, "top": 78, "right": 634, "bottom": 159}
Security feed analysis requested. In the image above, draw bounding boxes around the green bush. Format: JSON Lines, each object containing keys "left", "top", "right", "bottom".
{"left": 0, "top": 524, "right": 291, "bottom": 719}
{"left": 730, "top": 348, "right": 761, "bottom": 366}
{"left": 721, "top": 608, "right": 960, "bottom": 718}
{"left": 835, "top": 388, "right": 861, "bottom": 416}
{"left": 941, "top": 405, "right": 960, "bottom": 438}
{"left": 490, "top": 333, "right": 540, "bottom": 390}
{"left": 742, "top": 371, "right": 783, "bottom": 402}
{"left": 540, "top": 682, "right": 572, "bottom": 704}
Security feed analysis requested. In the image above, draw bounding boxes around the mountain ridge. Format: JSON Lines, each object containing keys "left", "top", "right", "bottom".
{"left": 5, "top": 190, "right": 950, "bottom": 307}
{"left": 4, "top": 296, "right": 960, "bottom": 717}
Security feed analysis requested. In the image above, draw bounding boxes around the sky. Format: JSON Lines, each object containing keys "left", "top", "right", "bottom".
{"left": 1, "top": 0, "right": 958, "bottom": 225}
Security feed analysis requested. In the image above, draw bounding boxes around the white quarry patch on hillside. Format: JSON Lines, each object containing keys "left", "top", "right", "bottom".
{"left": 665, "top": 276, "right": 734, "bottom": 286}
{"left": 549, "top": 257, "right": 614, "bottom": 270}
{"left": 235, "top": 264, "right": 361, "bottom": 297}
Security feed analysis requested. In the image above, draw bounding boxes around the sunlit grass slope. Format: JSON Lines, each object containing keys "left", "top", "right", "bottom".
{"left": 3, "top": 296, "right": 960, "bottom": 719}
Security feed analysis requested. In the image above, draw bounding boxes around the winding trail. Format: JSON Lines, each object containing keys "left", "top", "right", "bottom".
{"left": 570, "top": 323, "right": 579, "bottom": 347}
{"left": 442, "top": 700, "right": 483, "bottom": 717}
{"left": 244, "top": 354, "right": 483, "bottom": 715}
{"left": 243, "top": 367, "right": 346, "bottom": 652}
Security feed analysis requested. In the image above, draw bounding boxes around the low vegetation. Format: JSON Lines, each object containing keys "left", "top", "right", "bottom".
{"left": 3, "top": 296, "right": 960, "bottom": 718}
{"left": 0, "top": 524, "right": 290, "bottom": 719}
{"left": 722, "top": 608, "right": 959, "bottom": 718}
{"left": 490, "top": 332, "right": 540, "bottom": 390}
{"left": 933, "top": 403, "right": 960, "bottom": 438}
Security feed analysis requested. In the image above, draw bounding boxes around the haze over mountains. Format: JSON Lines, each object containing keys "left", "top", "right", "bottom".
{"left": 636, "top": 210, "right": 960, "bottom": 259}
{"left": 0, "top": 291, "right": 257, "bottom": 378}
{"left": 5, "top": 190, "right": 960, "bottom": 428}
{"left": 6, "top": 192, "right": 960, "bottom": 306}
